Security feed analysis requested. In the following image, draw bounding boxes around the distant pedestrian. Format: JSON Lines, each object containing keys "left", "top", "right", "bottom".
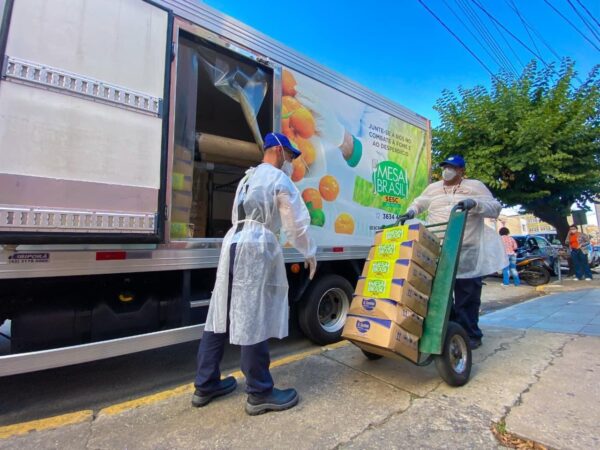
{"left": 499, "top": 227, "right": 520, "bottom": 286}
{"left": 565, "top": 224, "right": 593, "bottom": 281}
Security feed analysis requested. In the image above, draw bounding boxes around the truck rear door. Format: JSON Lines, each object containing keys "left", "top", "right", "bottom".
{"left": 0, "top": 0, "right": 171, "bottom": 243}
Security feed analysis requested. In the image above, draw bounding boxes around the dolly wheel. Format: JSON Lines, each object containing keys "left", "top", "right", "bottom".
{"left": 434, "top": 321, "right": 472, "bottom": 386}
{"left": 361, "top": 349, "right": 383, "bottom": 360}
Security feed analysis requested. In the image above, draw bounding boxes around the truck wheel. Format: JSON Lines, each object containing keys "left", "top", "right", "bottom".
{"left": 298, "top": 274, "right": 352, "bottom": 345}
{"left": 434, "top": 321, "right": 472, "bottom": 386}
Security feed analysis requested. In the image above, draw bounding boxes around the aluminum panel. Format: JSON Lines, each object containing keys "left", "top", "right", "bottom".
{"left": 0, "top": 245, "right": 369, "bottom": 279}
{"left": 0, "top": 82, "right": 163, "bottom": 188}
{"left": 6, "top": 0, "right": 168, "bottom": 98}
{"left": 0, "top": 324, "right": 204, "bottom": 377}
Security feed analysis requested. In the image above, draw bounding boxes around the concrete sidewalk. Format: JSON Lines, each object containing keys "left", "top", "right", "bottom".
{"left": 2, "top": 289, "right": 599, "bottom": 450}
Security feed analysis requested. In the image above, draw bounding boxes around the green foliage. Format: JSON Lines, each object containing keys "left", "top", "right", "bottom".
{"left": 433, "top": 59, "right": 600, "bottom": 239}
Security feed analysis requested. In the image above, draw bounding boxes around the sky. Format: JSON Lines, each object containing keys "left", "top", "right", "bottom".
{"left": 202, "top": 0, "right": 598, "bottom": 128}
{"left": 202, "top": 0, "right": 599, "bottom": 225}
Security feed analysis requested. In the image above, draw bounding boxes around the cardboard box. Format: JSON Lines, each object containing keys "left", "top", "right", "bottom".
{"left": 355, "top": 277, "right": 429, "bottom": 316}
{"left": 368, "top": 240, "right": 438, "bottom": 276}
{"left": 170, "top": 222, "right": 194, "bottom": 239}
{"left": 172, "top": 190, "right": 193, "bottom": 209}
{"left": 342, "top": 315, "right": 419, "bottom": 362}
{"left": 373, "top": 223, "right": 440, "bottom": 255}
{"left": 349, "top": 296, "right": 424, "bottom": 337}
{"left": 352, "top": 341, "right": 419, "bottom": 364}
{"left": 172, "top": 172, "right": 192, "bottom": 192}
{"left": 361, "top": 259, "right": 433, "bottom": 296}
{"left": 190, "top": 166, "right": 208, "bottom": 237}
{"left": 171, "top": 205, "right": 191, "bottom": 223}
{"left": 173, "top": 157, "right": 193, "bottom": 178}
{"left": 174, "top": 145, "right": 193, "bottom": 161}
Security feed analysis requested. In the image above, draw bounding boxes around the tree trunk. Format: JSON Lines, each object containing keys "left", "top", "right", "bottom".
{"left": 531, "top": 206, "right": 570, "bottom": 243}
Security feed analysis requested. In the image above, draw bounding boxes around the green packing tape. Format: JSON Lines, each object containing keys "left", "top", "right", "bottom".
{"left": 346, "top": 135, "right": 362, "bottom": 168}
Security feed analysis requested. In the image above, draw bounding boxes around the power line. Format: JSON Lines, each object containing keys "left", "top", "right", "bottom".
{"left": 441, "top": 0, "right": 508, "bottom": 72}
{"left": 505, "top": 0, "right": 562, "bottom": 62}
{"left": 416, "top": 0, "right": 497, "bottom": 78}
{"left": 566, "top": 0, "right": 600, "bottom": 43}
{"left": 489, "top": 1, "right": 526, "bottom": 69}
{"left": 575, "top": 0, "right": 600, "bottom": 29}
{"left": 506, "top": 0, "right": 583, "bottom": 84}
{"left": 457, "top": 0, "right": 519, "bottom": 76}
{"left": 470, "top": 0, "right": 550, "bottom": 66}
{"left": 543, "top": 0, "right": 600, "bottom": 52}
{"left": 508, "top": 0, "right": 542, "bottom": 58}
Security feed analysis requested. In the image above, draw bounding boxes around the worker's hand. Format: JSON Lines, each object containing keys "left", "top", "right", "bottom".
{"left": 304, "top": 256, "right": 317, "bottom": 280}
{"left": 457, "top": 198, "right": 477, "bottom": 211}
{"left": 296, "top": 86, "right": 345, "bottom": 147}
{"left": 405, "top": 209, "right": 416, "bottom": 220}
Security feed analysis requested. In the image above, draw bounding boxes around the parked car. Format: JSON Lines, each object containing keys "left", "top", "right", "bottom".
{"left": 590, "top": 245, "right": 600, "bottom": 268}
{"left": 513, "top": 235, "right": 559, "bottom": 275}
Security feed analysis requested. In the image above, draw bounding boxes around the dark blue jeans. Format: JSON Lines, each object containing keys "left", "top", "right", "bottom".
{"left": 571, "top": 248, "right": 593, "bottom": 280}
{"left": 194, "top": 243, "right": 274, "bottom": 395}
{"left": 451, "top": 277, "right": 483, "bottom": 341}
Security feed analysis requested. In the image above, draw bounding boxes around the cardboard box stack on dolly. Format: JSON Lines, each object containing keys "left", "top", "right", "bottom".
{"left": 342, "top": 205, "right": 475, "bottom": 386}
{"left": 343, "top": 223, "right": 440, "bottom": 363}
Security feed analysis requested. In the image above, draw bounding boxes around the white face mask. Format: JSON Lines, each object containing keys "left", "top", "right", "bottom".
{"left": 442, "top": 167, "right": 457, "bottom": 181}
{"left": 281, "top": 159, "right": 293, "bottom": 177}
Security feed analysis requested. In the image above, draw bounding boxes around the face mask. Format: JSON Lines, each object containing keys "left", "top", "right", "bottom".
{"left": 442, "top": 167, "right": 457, "bottom": 181}
{"left": 281, "top": 160, "right": 293, "bottom": 177}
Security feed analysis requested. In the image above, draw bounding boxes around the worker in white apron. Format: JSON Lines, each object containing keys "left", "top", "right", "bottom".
{"left": 192, "top": 132, "right": 317, "bottom": 416}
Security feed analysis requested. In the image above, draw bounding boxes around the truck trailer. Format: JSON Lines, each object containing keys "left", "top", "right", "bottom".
{"left": 0, "top": 0, "right": 431, "bottom": 376}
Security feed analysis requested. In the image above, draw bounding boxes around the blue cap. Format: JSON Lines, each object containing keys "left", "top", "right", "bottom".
{"left": 263, "top": 132, "right": 301, "bottom": 159}
{"left": 440, "top": 155, "right": 465, "bottom": 168}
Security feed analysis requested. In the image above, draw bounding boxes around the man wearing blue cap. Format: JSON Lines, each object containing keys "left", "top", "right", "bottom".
{"left": 192, "top": 132, "right": 316, "bottom": 415}
{"left": 407, "top": 155, "right": 506, "bottom": 350}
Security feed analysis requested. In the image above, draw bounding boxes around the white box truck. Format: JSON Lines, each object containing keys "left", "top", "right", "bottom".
{"left": 0, "top": 0, "right": 431, "bottom": 376}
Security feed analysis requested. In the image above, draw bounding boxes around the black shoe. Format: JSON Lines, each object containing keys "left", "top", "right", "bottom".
{"left": 245, "top": 387, "right": 299, "bottom": 416}
{"left": 192, "top": 376, "right": 237, "bottom": 407}
{"left": 470, "top": 338, "right": 482, "bottom": 350}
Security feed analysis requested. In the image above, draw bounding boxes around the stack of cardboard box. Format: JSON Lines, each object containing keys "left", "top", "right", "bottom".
{"left": 170, "top": 145, "right": 194, "bottom": 238}
{"left": 342, "top": 223, "right": 441, "bottom": 362}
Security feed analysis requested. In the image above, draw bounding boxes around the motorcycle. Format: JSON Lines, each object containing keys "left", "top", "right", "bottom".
{"left": 516, "top": 251, "right": 552, "bottom": 286}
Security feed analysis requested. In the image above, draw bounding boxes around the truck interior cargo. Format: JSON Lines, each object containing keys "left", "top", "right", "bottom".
{"left": 171, "top": 32, "right": 274, "bottom": 240}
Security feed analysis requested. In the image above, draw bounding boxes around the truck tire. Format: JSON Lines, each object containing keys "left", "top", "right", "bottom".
{"left": 434, "top": 321, "right": 472, "bottom": 386}
{"left": 298, "top": 274, "right": 352, "bottom": 345}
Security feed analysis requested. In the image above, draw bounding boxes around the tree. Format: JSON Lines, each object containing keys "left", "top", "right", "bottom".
{"left": 433, "top": 59, "right": 600, "bottom": 241}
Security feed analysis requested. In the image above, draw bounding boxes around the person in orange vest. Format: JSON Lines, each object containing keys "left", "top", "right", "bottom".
{"left": 565, "top": 224, "right": 593, "bottom": 281}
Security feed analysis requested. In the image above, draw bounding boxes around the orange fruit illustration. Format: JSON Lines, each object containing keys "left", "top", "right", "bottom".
{"left": 282, "top": 118, "right": 295, "bottom": 139}
{"left": 290, "top": 108, "right": 315, "bottom": 139}
{"left": 295, "top": 137, "right": 316, "bottom": 166}
{"left": 291, "top": 157, "right": 306, "bottom": 182}
{"left": 335, "top": 213, "right": 355, "bottom": 234}
{"left": 282, "top": 95, "right": 302, "bottom": 113}
{"left": 282, "top": 70, "right": 297, "bottom": 96}
{"left": 319, "top": 175, "right": 339, "bottom": 201}
{"left": 302, "top": 188, "right": 323, "bottom": 210}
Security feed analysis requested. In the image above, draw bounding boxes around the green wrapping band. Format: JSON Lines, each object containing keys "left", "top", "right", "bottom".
{"left": 346, "top": 135, "right": 362, "bottom": 167}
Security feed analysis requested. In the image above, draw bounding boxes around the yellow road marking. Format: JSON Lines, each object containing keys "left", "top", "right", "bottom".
{"left": 100, "top": 383, "right": 195, "bottom": 416}
{"left": 1, "top": 340, "right": 352, "bottom": 438}
{"left": 0, "top": 410, "right": 93, "bottom": 440}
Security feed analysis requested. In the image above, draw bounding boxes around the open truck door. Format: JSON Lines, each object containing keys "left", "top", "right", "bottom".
{"left": 0, "top": 0, "right": 172, "bottom": 243}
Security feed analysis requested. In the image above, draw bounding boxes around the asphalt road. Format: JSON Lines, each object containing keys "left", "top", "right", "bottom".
{"left": 0, "top": 316, "right": 314, "bottom": 427}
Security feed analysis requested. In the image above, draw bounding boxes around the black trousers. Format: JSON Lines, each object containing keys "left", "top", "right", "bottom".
{"left": 451, "top": 277, "right": 483, "bottom": 341}
{"left": 194, "top": 243, "right": 274, "bottom": 395}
